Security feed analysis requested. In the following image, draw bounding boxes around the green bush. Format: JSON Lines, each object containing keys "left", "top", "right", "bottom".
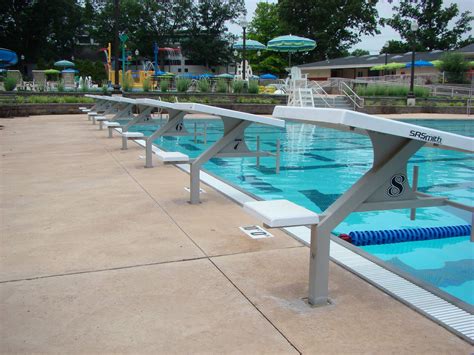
{"left": 248, "top": 80, "right": 259, "bottom": 94}
{"left": 25, "top": 95, "right": 94, "bottom": 104}
{"left": 160, "top": 79, "right": 169, "bottom": 92}
{"left": 142, "top": 77, "right": 152, "bottom": 92}
{"left": 355, "top": 84, "right": 430, "bottom": 98}
{"left": 57, "top": 80, "right": 65, "bottom": 92}
{"left": 122, "top": 72, "right": 134, "bottom": 92}
{"left": 235, "top": 97, "right": 279, "bottom": 104}
{"left": 440, "top": 53, "right": 469, "bottom": 84}
{"left": 176, "top": 78, "right": 191, "bottom": 92}
{"left": 4, "top": 77, "right": 17, "bottom": 91}
{"left": 216, "top": 79, "right": 228, "bottom": 93}
{"left": 101, "top": 81, "right": 109, "bottom": 94}
{"left": 232, "top": 80, "right": 245, "bottom": 94}
{"left": 197, "top": 79, "right": 210, "bottom": 93}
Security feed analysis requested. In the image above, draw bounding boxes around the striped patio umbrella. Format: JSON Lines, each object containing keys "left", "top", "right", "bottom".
{"left": 267, "top": 35, "right": 316, "bottom": 67}
{"left": 233, "top": 39, "right": 266, "bottom": 51}
{"left": 54, "top": 59, "right": 75, "bottom": 67}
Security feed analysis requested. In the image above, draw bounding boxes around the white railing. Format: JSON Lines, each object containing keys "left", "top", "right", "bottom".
{"left": 430, "top": 85, "right": 473, "bottom": 98}
{"left": 339, "top": 81, "right": 364, "bottom": 109}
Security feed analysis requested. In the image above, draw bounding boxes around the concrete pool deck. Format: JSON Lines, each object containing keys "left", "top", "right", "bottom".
{"left": 0, "top": 114, "right": 471, "bottom": 353}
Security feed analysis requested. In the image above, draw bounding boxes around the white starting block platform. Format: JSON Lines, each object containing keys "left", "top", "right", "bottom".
{"left": 244, "top": 200, "right": 319, "bottom": 228}
{"left": 104, "top": 121, "right": 120, "bottom": 127}
{"left": 156, "top": 151, "right": 189, "bottom": 163}
{"left": 267, "top": 106, "right": 474, "bottom": 307}
{"left": 122, "top": 132, "right": 144, "bottom": 139}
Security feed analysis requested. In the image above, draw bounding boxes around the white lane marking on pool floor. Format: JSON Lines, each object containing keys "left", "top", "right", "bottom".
{"left": 127, "top": 130, "right": 474, "bottom": 344}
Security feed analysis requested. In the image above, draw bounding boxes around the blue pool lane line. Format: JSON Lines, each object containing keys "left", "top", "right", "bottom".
{"left": 346, "top": 225, "right": 471, "bottom": 246}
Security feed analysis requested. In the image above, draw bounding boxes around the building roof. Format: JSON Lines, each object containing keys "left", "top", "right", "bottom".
{"left": 298, "top": 44, "right": 474, "bottom": 70}
{"left": 456, "top": 43, "right": 474, "bottom": 53}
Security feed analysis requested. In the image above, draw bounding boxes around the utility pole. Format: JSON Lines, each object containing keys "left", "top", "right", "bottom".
{"left": 113, "top": 0, "right": 120, "bottom": 91}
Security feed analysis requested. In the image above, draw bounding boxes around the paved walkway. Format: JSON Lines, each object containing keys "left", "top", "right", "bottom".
{"left": 1, "top": 114, "right": 470, "bottom": 353}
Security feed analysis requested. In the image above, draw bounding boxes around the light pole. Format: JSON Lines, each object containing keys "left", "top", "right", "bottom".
{"left": 407, "top": 20, "right": 419, "bottom": 106}
{"left": 135, "top": 49, "right": 139, "bottom": 71}
{"left": 113, "top": 0, "right": 120, "bottom": 90}
{"left": 20, "top": 54, "right": 25, "bottom": 78}
{"left": 239, "top": 15, "right": 248, "bottom": 81}
{"left": 233, "top": 49, "right": 239, "bottom": 75}
{"left": 384, "top": 41, "right": 388, "bottom": 77}
{"left": 119, "top": 33, "right": 128, "bottom": 87}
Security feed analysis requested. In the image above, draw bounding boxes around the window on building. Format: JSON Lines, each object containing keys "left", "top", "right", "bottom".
{"left": 184, "top": 68, "right": 188, "bottom": 72}
{"left": 178, "top": 68, "right": 182, "bottom": 72}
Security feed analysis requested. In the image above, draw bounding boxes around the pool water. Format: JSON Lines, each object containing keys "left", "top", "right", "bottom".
{"left": 127, "top": 118, "right": 474, "bottom": 305}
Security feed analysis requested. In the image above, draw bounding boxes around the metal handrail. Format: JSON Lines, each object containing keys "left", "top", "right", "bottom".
{"left": 307, "top": 81, "right": 334, "bottom": 107}
{"left": 431, "top": 85, "right": 473, "bottom": 98}
{"left": 467, "top": 98, "right": 472, "bottom": 116}
{"left": 339, "top": 81, "right": 364, "bottom": 109}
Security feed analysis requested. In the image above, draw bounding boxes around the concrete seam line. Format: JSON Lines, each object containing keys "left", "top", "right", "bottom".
{"left": 0, "top": 256, "right": 209, "bottom": 284}
{"left": 103, "top": 145, "right": 209, "bottom": 258}
{"left": 208, "top": 258, "right": 303, "bottom": 355}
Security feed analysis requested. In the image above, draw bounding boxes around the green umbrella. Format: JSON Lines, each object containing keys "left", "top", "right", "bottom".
{"left": 431, "top": 60, "right": 444, "bottom": 69}
{"left": 267, "top": 35, "right": 316, "bottom": 66}
{"left": 54, "top": 59, "right": 75, "bottom": 67}
{"left": 217, "top": 73, "right": 234, "bottom": 79}
{"left": 370, "top": 64, "right": 387, "bottom": 71}
{"left": 385, "top": 62, "right": 406, "bottom": 70}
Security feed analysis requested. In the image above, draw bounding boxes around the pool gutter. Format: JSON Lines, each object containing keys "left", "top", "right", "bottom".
{"left": 128, "top": 135, "right": 474, "bottom": 345}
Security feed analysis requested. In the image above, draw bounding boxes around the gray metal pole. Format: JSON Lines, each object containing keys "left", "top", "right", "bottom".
{"left": 276, "top": 139, "right": 280, "bottom": 174}
{"left": 256, "top": 136, "right": 260, "bottom": 168}
{"left": 410, "top": 165, "right": 419, "bottom": 220}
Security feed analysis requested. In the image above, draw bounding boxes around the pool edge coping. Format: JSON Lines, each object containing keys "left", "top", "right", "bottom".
{"left": 126, "top": 131, "right": 474, "bottom": 345}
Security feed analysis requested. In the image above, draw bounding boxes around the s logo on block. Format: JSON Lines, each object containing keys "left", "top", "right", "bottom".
{"left": 387, "top": 174, "right": 406, "bottom": 197}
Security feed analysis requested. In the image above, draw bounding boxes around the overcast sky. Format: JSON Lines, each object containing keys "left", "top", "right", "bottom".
{"left": 228, "top": 0, "right": 474, "bottom": 54}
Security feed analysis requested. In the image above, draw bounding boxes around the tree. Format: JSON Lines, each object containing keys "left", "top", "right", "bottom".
{"left": 381, "top": 0, "right": 473, "bottom": 51}
{"left": 351, "top": 49, "right": 370, "bottom": 56}
{"left": 277, "top": 0, "right": 379, "bottom": 63}
{"left": 0, "top": 0, "right": 83, "bottom": 62}
{"left": 440, "top": 53, "right": 469, "bottom": 83}
{"left": 251, "top": 56, "right": 288, "bottom": 76}
{"left": 247, "top": 2, "right": 282, "bottom": 45}
{"left": 247, "top": 2, "right": 286, "bottom": 74}
{"left": 180, "top": 0, "right": 245, "bottom": 69}
{"left": 379, "top": 40, "right": 426, "bottom": 54}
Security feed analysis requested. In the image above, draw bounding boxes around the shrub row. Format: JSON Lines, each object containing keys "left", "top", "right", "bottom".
{"left": 2, "top": 96, "right": 95, "bottom": 104}
{"left": 355, "top": 85, "right": 430, "bottom": 98}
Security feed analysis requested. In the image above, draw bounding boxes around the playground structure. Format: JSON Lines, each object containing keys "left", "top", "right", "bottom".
{"left": 101, "top": 42, "right": 181, "bottom": 89}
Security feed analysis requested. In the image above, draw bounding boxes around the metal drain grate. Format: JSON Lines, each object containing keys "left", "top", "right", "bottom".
{"left": 330, "top": 242, "right": 474, "bottom": 343}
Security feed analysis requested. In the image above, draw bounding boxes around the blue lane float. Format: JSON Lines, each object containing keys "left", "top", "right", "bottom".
{"left": 340, "top": 225, "right": 471, "bottom": 246}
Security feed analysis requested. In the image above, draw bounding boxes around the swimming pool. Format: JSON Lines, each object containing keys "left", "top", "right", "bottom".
{"left": 126, "top": 118, "right": 473, "bottom": 306}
